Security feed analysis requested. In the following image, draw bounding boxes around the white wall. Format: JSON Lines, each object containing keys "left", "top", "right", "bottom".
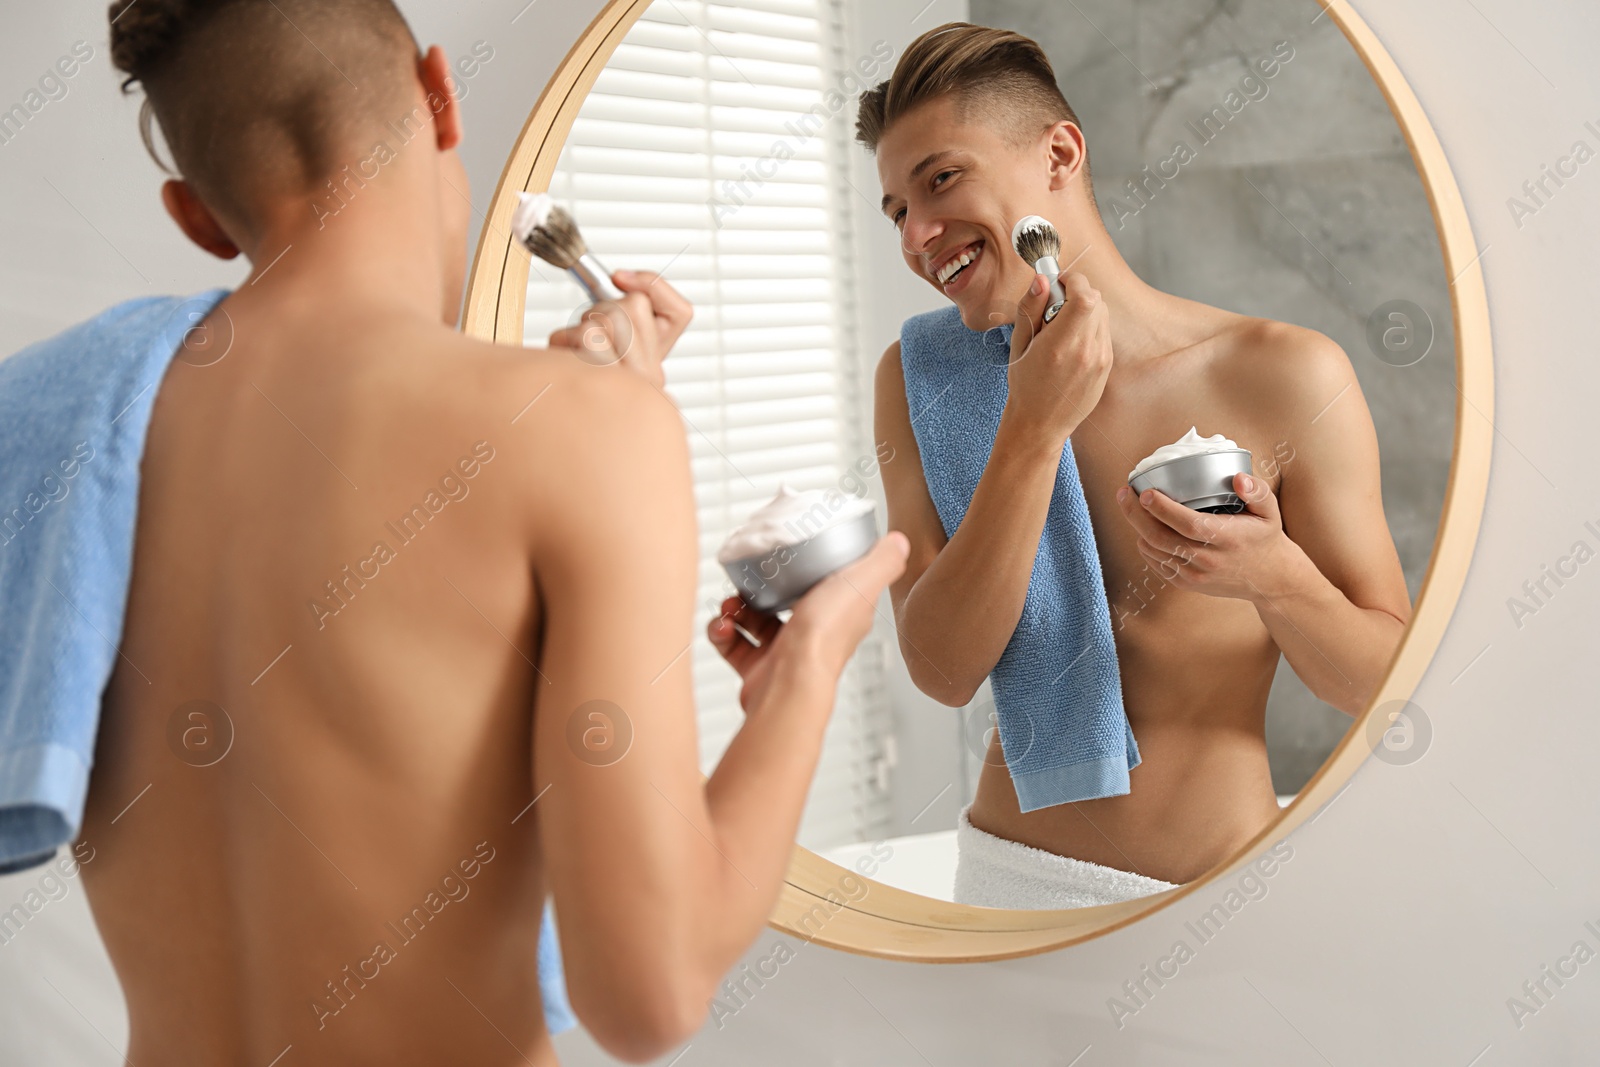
{"left": 0, "top": 0, "right": 607, "bottom": 356}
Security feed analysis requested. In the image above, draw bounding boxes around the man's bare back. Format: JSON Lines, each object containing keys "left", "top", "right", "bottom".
{"left": 880, "top": 292, "right": 1411, "bottom": 887}
{"left": 79, "top": 265, "right": 912, "bottom": 1067}
{"left": 81, "top": 285, "right": 579, "bottom": 1064}
{"left": 80, "top": 8, "right": 913, "bottom": 1063}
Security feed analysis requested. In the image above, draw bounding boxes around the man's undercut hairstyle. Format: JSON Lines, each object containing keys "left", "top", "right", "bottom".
{"left": 109, "top": 0, "right": 423, "bottom": 233}
{"left": 855, "top": 22, "right": 1094, "bottom": 204}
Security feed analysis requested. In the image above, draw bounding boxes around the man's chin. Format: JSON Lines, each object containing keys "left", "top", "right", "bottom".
{"left": 952, "top": 295, "right": 1014, "bottom": 333}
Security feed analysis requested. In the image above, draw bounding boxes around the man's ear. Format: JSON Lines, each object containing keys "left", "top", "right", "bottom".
{"left": 1044, "top": 119, "right": 1088, "bottom": 193}
{"left": 160, "top": 180, "right": 241, "bottom": 260}
{"left": 418, "top": 45, "right": 463, "bottom": 152}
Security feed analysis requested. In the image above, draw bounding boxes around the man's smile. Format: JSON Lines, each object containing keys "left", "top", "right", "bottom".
{"left": 931, "top": 238, "right": 985, "bottom": 292}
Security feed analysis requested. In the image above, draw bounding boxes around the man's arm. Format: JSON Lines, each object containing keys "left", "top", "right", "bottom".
{"left": 1118, "top": 326, "right": 1411, "bottom": 716}
{"left": 1252, "top": 331, "right": 1412, "bottom": 714}
{"left": 876, "top": 340, "right": 1057, "bottom": 705}
{"left": 527, "top": 369, "right": 904, "bottom": 1061}
{"left": 877, "top": 273, "right": 1114, "bottom": 707}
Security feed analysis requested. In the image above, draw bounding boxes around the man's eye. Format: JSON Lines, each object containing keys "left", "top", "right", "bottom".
{"left": 932, "top": 170, "right": 956, "bottom": 187}
{"left": 892, "top": 209, "right": 906, "bottom": 228}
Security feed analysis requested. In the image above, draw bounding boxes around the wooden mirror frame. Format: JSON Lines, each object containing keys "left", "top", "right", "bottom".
{"left": 462, "top": 0, "right": 1493, "bottom": 962}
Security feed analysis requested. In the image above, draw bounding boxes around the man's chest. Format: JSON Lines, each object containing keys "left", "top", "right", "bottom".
{"left": 1065, "top": 364, "right": 1295, "bottom": 608}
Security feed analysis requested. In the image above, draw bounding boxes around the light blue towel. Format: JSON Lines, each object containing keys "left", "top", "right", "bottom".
{"left": 0, "top": 288, "right": 229, "bottom": 872}
{"left": 899, "top": 305, "right": 1139, "bottom": 811}
{"left": 538, "top": 900, "right": 576, "bottom": 1034}
{"left": 0, "top": 288, "right": 574, "bottom": 1035}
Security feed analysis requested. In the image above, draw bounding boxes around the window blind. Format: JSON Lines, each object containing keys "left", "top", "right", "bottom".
{"left": 523, "top": 0, "right": 893, "bottom": 849}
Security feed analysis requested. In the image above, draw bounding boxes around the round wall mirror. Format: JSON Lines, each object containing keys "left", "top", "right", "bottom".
{"left": 464, "top": 0, "right": 1490, "bottom": 959}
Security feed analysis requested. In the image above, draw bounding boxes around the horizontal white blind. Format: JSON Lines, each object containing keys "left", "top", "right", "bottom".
{"left": 524, "top": 0, "right": 891, "bottom": 849}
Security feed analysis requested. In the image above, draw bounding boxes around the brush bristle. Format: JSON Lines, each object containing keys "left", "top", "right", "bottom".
{"left": 1011, "top": 214, "right": 1061, "bottom": 267}
{"left": 518, "top": 201, "right": 589, "bottom": 270}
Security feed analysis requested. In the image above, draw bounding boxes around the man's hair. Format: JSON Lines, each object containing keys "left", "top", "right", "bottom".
{"left": 108, "top": 0, "right": 422, "bottom": 232}
{"left": 855, "top": 22, "right": 1094, "bottom": 205}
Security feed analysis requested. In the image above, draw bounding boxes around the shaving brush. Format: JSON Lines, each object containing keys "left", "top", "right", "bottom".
{"left": 1011, "top": 215, "right": 1068, "bottom": 323}
{"left": 512, "top": 192, "right": 625, "bottom": 303}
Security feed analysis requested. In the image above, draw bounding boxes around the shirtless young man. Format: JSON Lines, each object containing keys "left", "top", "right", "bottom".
{"left": 75, "top": 3, "right": 907, "bottom": 1064}
{"left": 859, "top": 24, "right": 1412, "bottom": 889}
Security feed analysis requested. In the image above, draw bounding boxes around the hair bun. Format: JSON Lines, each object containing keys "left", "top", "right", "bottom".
{"left": 108, "top": 0, "right": 203, "bottom": 88}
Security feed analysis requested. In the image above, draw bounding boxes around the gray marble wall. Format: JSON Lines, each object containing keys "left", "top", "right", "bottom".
{"left": 969, "top": 0, "right": 1458, "bottom": 792}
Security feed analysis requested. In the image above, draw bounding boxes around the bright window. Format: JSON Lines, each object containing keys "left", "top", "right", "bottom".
{"left": 523, "top": 0, "right": 892, "bottom": 848}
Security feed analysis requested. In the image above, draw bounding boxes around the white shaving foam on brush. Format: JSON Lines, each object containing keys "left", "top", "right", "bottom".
{"left": 1011, "top": 214, "right": 1068, "bottom": 323}
{"left": 512, "top": 191, "right": 624, "bottom": 303}
{"left": 511, "top": 191, "right": 555, "bottom": 244}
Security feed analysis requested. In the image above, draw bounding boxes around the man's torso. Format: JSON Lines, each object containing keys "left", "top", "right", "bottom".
{"left": 969, "top": 299, "right": 1299, "bottom": 885}
{"left": 79, "top": 289, "right": 567, "bottom": 1065}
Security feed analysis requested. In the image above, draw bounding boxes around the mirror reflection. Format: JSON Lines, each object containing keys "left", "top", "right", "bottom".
{"left": 522, "top": 0, "right": 1455, "bottom": 909}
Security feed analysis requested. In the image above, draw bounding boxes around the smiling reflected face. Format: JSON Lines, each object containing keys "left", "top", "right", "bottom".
{"left": 876, "top": 94, "right": 1065, "bottom": 332}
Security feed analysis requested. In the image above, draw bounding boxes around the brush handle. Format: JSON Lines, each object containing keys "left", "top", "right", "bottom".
{"left": 570, "top": 253, "right": 625, "bottom": 303}
{"left": 1032, "top": 255, "right": 1068, "bottom": 323}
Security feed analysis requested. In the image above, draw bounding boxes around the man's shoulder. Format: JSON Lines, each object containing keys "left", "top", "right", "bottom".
{"left": 1214, "top": 314, "right": 1355, "bottom": 409}
{"left": 395, "top": 335, "right": 687, "bottom": 539}
{"left": 3, "top": 288, "right": 229, "bottom": 375}
{"left": 903, "top": 304, "right": 962, "bottom": 329}
{"left": 1234, "top": 315, "right": 1347, "bottom": 363}
{"left": 876, "top": 337, "right": 902, "bottom": 376}
{"left": 411, "top": 333, "right": 674, "bottom": 439}
{"left": 897, "top": 304, "right": 964, "bottom": 350}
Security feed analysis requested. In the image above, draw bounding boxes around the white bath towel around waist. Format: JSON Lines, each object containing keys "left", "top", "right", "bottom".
{"left": 953, "top": 806, "right": 1181, "bottom": 910}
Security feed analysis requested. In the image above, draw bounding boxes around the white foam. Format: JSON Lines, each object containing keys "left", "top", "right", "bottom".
{"left": 717, "top": 483, "right": 874, "bottom": 563}
{"left": 1128, "top": 426, "right": 1241, "bottom": 480}
{"left": 511, "top": 191, "right": 556, "bottom": 243}
{"left": 1011, "top": 214, "right": 1054, "bottom": 252}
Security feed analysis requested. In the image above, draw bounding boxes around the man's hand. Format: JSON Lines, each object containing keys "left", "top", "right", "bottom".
{"left": 547, "top": 270, "right": 693, "bottom": 390}
{"left": 707, "top": 532, "right": 910, "bottom": 713}
{"left": 1116, "top": 471, "right": 1303, "bottom": 602}
{"left": 1003, "top": 270, "right": 1113, "bottom": 450}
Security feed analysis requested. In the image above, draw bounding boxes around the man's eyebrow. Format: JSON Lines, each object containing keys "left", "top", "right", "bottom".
{"left": 880, "top": 151, "right": 961, "bottom": 212}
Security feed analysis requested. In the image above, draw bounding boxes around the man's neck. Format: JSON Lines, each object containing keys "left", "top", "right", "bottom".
{"left": 236, "top": 179, "right": 456, "bottom": 327}
{"left": 1040, "top": 208, "right": 1193, "bottom": 365}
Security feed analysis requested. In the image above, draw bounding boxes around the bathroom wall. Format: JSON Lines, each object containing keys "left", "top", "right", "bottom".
{"left": 970, "top": 0, "right": 1459, "bottom": 792}
{"left": 0, "top": 0, "right": 599, "bottom": 355}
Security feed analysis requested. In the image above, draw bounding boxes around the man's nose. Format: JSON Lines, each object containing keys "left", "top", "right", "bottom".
{"left": 901, "top": 211, "right": 942, "bottom": 259}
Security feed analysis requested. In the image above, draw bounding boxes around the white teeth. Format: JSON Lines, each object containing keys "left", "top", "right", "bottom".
{"left": 936, "top": 243, "right": 982, "bottom": 284}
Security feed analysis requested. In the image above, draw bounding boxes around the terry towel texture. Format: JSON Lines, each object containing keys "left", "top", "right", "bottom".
{"left": 899, "top": 305, "right": 1138, "bottom": 810}
{"left": 0, "top": 288, "right": 231, "bottom": 873}
{"left": 0, "top": 290, "right": 576, "bottom": 1033}
{"left": 953, "top": 806, "right": 1179, "bottom": 909}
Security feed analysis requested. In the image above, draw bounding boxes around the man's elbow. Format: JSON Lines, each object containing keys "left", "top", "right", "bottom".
{"left": 571, "top": 977, "right": 708, "bottom": 1063}
{"left": 1336, "top": 609, "right": 1410, "bottom": 718}
{"left": 906, "top": 659, "right": 981, "bottom": 708}
{"left": 896, "top": 602, "right": 987, "bottom": 707}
